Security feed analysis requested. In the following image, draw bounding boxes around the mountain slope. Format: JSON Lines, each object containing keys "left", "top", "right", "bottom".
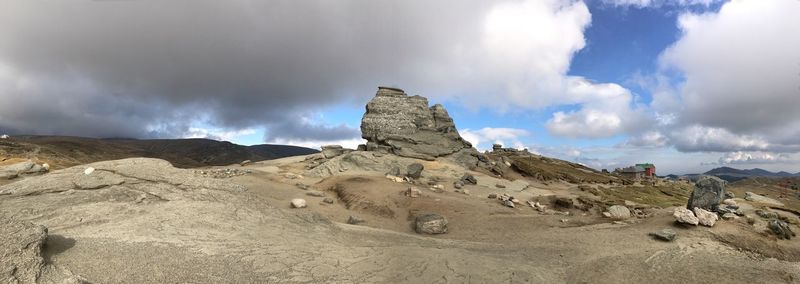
{"left": 0, "top": 135, "right": 318, "bottom": 169}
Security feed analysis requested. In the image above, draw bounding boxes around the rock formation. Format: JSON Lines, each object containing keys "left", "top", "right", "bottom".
{"left": 360, "top": 87, "right": 480, "bottom": 166}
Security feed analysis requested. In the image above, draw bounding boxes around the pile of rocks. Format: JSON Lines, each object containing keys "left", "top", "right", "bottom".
{"left": 194, "top": 168, "right": 251, "bottom": 179}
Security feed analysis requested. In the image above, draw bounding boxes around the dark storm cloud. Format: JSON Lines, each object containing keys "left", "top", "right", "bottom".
{"left": 0, "top": 0, "right": 491, "bottom": 139}
{"left": 264, "top": 119, "right": 360, "bottom": 142}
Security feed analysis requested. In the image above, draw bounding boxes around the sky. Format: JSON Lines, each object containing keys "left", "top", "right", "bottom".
{"left": 1, "top": 0, "right": 799, "bottom": 175}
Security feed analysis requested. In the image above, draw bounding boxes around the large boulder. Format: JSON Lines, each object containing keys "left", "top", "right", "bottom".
{"left": 687, "top": 176, "right": 726, "bottom": 211}
{"left": 693, "top": 207, "right": 719, "bottom": 227}
{"left": 606, "top": 205, "right": 631, "bottom": 220}
{"left": 360, "top": 87, "right": 479, "bottom": 166}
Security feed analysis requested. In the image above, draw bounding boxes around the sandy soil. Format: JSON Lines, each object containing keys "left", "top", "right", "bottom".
{"left": 1, "top": 155, "right": 799, "bottom": 283}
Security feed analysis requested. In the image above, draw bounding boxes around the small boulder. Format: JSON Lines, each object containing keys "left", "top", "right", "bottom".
{"left": 453, "top": 180, "right": 464, "bottom": 189}
{"left": 488, "top": 193, "right": 498, "bottom": 199}
{"left": 650, "top": 229, "right": 677, "bottom": 242}
{"left": 687, "top": 176, "right": 726, "bottom": 211}
{"left": 722, "top": 199, "right": 737, "bottom": 206}
{"left": 415, "top": 213, "right": 448, "bottom": 234}
{"left": 290, "top": 198, "right": 307, "bottom": 208}
{"left": 504, "top": 200, "right": 515, "bottom": 208}
{"left": 295, "top": 183, "right": 310, "bottom": 190}
{"left": 321, "top": 145, "right": 346, "bottom": 159}
{"left": 674, "top": 207, "right": 699, "bottom": 226}
{"left": 495, "top": 183, "right": 506, "bottom": 189}
{"left": 693, "top": 207, "right": 718, "bottom": 227}
{"left": 460, "top": 173, "right": 478, "bottom": 185}
{"left": 606, "top": 205, "right": 631, "bottom": 220}
{"left": 240, "top": 160, "right": 252, "bottom": 166}
{"left": 347, "top": 216, "right": 365, "bottom": 225}
{"left": 322, "top": 197, "right": 335, "bottom": 204}
{"left": 405, "top": 187, "right": 421, "bottom": 198}
{"left": 721, "top": 213, "right": 737, "bottom": 220}
{"left": 306, "top": 190, "right": 325, "bottom": 197}
{"left": 406, "top": 163, "right": 424, "bottom": 179}
{"left": 768, "top": 220, "right": 795, "bottom": 240}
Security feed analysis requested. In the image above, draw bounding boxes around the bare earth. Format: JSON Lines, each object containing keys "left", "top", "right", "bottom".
{"left": 1, "top": 155, "right": 799, "bottom": 283}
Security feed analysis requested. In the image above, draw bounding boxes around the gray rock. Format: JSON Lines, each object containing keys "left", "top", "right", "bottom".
{"left": 0, "top": 160, "right": 34, "bottom": 179}
{"left": 650, "top": 229, "right": 677, "bottom": 242}
{"left": 504, "top": 200, "right": 515, "bottom": 208}
{"left": 306, "top": 190, "right": 325, "bottom": 197}
{"left": 721, "top": 213, "right": 737, "bottom": 220}
{"left": 755, "top": 209, "right": 779, "bottom": 219}
{"left": 295, "top": 183, "right": 310, "bottom": 190}
{"left": 606, "top": 205, "right": 631, "bottom": 220}
{"left": 687, "top": 176, "right": 727, "bottom": 211}
{"left": 495, "top": 183, "right": 506, "bottom": 189}
{"left": 453, "top": 181, "right": 464, "bottom": 189}
{"left": 360, "top": 87, "right": 475, "bottom": 165}
{"left": 347, "top": 216, "right": 365, "bottom": 225}
{"left": 240, "top": 160, "right": 252, "bottom": 166}
{"left": 744, "top": 192, "right": 784, "bottom": 207}
{"left": 768, "top": 220, "right": 795, "bottom": 240}
{"left": 406, "top": 163, "right": 424, "bottom": 179}
{"left": 415, "top": 213, "right": 448, "bottom": 234}
{"left": 674, "top": 207, "right": 699, "bottom": 226}
{"left": 460, "top": 173, "right": 478, "bottom": 185}
{"left": 321, "top": 145, "right": 347, "bottom": 159}
{"left": 724, "top": 191, "right": 735, "bottom": 199}
{"left": 488, "top": 193, "right": 498, "bottom": 199}
{"left": 322, "top": 197, "right": 335, "bottom": 204}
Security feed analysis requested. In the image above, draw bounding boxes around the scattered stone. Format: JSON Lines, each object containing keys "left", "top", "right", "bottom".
{"left": 84, "top": 167, "right": 95, "bottom": 175}
{"left": 415, "top": 213, "right": 448, "bottom": 234}
{"left": 239, "top": 160, "right": 252, "bottom": 166}
{"left": 560, "top": 219, "right": 569, "bottom": 223}
{"left": 755, "top": 209, "right": 779, "bottom": 220}
{"left": 322, "top": 197, "right": 335, "bottom": 204}
{"left": 504, "top": 200, "right": 515, "bottom": 208}
{"left": 768, "top": 220, "right": 795, "bottom": 240}
{"left": 693, "top": 207, "right": 718, "bottom": 227}
{"left": 406, "top": 163, "right": 424, "bottom": 179}
{"left": 745, "top": 192, "right": 784, "bottom": 207}
{"left": 195, "top": 168, "right": 250, "bottom": 178}
{"left": 306, "top": 190, "right": 325, "bottom": 197}
{"left": 674, "top": 207, "right": 699, "bottom": 226}
{"left": 724, "top": 191, "right": 735, "bottom": 199}
{"left": 495, "top": 183, "right": 506, "bottom": 189}
{"left": 385, "top": 174, "right": 405, "bottom": 183}
{"left": 721, "top": 213, "right": 737, "bottom": 220}
{"left": 453, "top": 180, "right": 464, "bottom": 189}
{"left": 321, "top": 145, "right": 347, "bottom": 159}
{"left": 295, "top": 183, "right": 310, "bottom": 190}
{"left": 430, "top": 184, "right": 444, "bottom": 192}
{"left": 460, "top": 173, "right": 478, "bottom": 185}
{"left": 687, "top": 176, "right": 726, "bottom": 211}
{"left": 650, "top": 229, "right": 677, "bottom": 242}
{"left": 283, "top": 172, "right": 303, "bottom": 179}
{"left": 290, "top": 198, "right": 307, "bottom": 208}
{"left": 405, "top": 187, "right": 422, "bottom": 198}
{"left": 347, "top": 216, "right": 365, "bottom": 225}
{"left": 488, "top": 193, "right": 498, "bottom": 199}
{"left": 606, "top": 205, "right": 631, "bottom": 220}
{"left": 41, "top": 163, "right": 50, "bottom": 171}
{"left": 722, "top": 199, "right": 737, "bottom": 206}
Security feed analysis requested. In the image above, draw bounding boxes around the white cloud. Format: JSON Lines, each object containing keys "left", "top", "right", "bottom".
{"left": 461, "top": 127, "right": 531, "bottom": 151}
{"left": 712, "top": 151, "right": 795, "bottom": 165}
{"left": 183, "top": 127, "right": 257, "bottom": 142}
{"left": 602, "top": 0, "right": 723, "bottom": 8}
{"left": 654, "top": 0, "right": 800, "bottom": 152}
{"left": 622, "top": 131, "right": 669, "bottom": 148}
{"left": 266, "top": 138, "right": 366, "bottom": 150}
{"left": 669, "top": 125, "right": 769, "bottom": 152}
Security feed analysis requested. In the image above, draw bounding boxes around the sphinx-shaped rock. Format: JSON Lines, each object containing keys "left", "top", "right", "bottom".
{"left": 360, "top": 87, "right": 478, "bottom": 164}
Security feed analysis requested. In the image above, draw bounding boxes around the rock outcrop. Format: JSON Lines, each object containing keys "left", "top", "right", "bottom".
{"left": 1, "top": 217, "right": 48, "bottom": 284}
{"left": 687, "top": 176, "right": 726, "bottom": 211}
{"left": 360, "top": 87, "right": 480, "bottom": 166}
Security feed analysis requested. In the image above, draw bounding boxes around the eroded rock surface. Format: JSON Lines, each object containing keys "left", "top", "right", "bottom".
{"left": 0, "top": 217, "right": 48, "bottom": 284}
{"left": 360, "top": 87, "right": 479, "bottom": 165}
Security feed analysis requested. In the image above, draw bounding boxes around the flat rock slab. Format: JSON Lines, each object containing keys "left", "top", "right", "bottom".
{"left": 744, "top": 192, "right": 784, "bottom": 207}
{"left": 0, "top": 217, "right": 48, "bottom": 284}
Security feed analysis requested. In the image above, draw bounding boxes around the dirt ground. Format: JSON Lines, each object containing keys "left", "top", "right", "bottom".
{"left": 2, "top": 155, "right": 800, "bottom": 283}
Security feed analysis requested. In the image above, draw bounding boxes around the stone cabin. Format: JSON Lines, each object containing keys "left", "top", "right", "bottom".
{"left": 620, "top": 166, "right": 645, "bottom": 180}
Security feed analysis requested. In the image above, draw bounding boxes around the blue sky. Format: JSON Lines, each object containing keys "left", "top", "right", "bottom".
{"left": 1, "top": 0, "right": 799, "bottom": 175}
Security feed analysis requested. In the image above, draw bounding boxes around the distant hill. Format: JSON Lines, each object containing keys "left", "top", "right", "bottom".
{"left": 0, "top": 135, "right": 318, "bottom": 169}
{"left": 702, "top": 166, "right": 800, "bottom": 182}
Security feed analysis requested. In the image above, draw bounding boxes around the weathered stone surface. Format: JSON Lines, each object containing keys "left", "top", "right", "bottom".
{"left": 744, "top": 192, "right": 784, "bottom": 207}
{"left": 347, "top": 216, "right": 365, "bottom": 225}
{"left": 360, "top": 87, "right": 475, "bottom": 164}
{"left": 0, "top": 160, "right": 34, "bottom": 179}
{"left": 687, "top": 176, "right": 726, "bottom": 211}
{"left": 406, "top": 163, "right": 424, "bottom": 179}
{"left": 415, "top": 213, "right": 448, "bottom": 234}
{"left": 306, "top": 190, "right": 325, "bottom": 197}
{"left": 460, "top": 173, "right": 478, "bottom": 185}
{"left": 674, "top": 207, "right": 699, "bottom": 225}
{"left": 606, "top": 205, "right": 631, "bottom": 220}
{"left": 650, "top": 229, "right": 676, "bottom": 242}
{"left": 0, "top": 217, "right": 48, "bottom": 284}
{"left": 693, "top": 207, "right": 718, "bottom": 227}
